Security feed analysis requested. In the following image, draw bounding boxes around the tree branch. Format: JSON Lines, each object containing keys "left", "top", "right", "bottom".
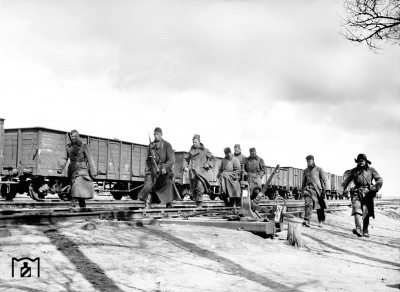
{"left": 341, "top": 0, "right": 400, "bottom": 51}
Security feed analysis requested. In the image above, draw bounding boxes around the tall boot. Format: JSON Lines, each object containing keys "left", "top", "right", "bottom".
{"left": 234, "top": 198, "right": 241, "bottom": 208}
{"left": 363, "top": 217, "right": 370, "bottom": 237}
{"left": 352, "top": 214, "right": 362, "bottom": 237}
{"left": 78, "top": 198, "right": 86, "bottom": 208}
{"left": 145, "top": 194, "right": 152, "bottom": 209}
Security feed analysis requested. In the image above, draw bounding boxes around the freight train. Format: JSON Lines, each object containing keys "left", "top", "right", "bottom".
{"left": 0, "top": 119, "right": 350, "bottom": 201}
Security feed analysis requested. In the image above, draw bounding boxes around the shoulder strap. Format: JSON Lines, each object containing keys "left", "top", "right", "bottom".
{"left": 359, "top": 169, "right": 372, "bottom": 187}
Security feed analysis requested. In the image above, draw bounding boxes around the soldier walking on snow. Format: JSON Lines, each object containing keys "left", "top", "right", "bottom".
{"left": 243, "top": 147, "right": 265, "bottom": 203}
{"left": 342, "top": 154, "right": 383, "bottom": 237}
{"left": 58, "top": 129, "right": 97, "bottom": 210}
{"left": 301, "top": 155, "right": 329, "bottom": 228}
{"left": 217, "top": 147, "right": 241, "bottom": 207}
{"left": 183, "top": 134, "right": 214, "bottom": 208}
{"left": 138, "top": 127, "right": 180, "bottom": 209}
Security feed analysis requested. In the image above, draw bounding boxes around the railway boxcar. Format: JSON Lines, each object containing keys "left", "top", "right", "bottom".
{"left": 278, "top": 167, "right": 304, "bottom": 190}
{"left": 330, "top": 174, "right": 346, "bottom": 200}
{"left": 263, "top": 167, "right": 288, "bottom": 188}
{"left": 0, "top": 119, "right": 148, "bottom": 201}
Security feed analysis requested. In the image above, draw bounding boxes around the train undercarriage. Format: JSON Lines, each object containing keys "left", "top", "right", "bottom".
{"left": 0, "top": 174, "right": 146, "bottom": 202}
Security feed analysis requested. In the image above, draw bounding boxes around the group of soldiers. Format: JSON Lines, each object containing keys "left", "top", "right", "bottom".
{"left": 58, "top": 128, "right": 383, "bottom": 238}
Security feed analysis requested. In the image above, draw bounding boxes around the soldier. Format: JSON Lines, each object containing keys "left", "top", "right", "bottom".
{"left": 217, "top": 147, "right": 241, "bottom": 207}
{"left": 342, "top": 154, "right": 383, "bottom": 237}
{"left": 58, "top": 129, "right": 97, "bottom": 210}
{"left": 138, "top": 127, "right": 180, "bottom": 209}
{"left": 234, "top": 144, "right": 246, "bottom": 182}
{"left": 183, "top": 134, "right": 214, "bottom": 208}
{"left": 243, "top": 147, "right": 265, "bottom": 202}
{"left": 233, "top": 144, "right": 246, "bottom": 165}
{"left": 301, "top": 155, "right": 329, "bottom": 228}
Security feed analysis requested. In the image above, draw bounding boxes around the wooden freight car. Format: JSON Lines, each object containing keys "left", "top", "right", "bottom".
{"left": 0, "top": 119, "right": 148, "bottom": 201}
{"left": 262, "top": 167, "right": 303, "bottom": 198}
{"left": 328, "top": 174, "right": 346, "bottom": 200}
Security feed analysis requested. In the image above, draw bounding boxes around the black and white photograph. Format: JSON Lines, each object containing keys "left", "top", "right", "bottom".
{"left": 0, "top": 0, "right": 399, "bottom": 291}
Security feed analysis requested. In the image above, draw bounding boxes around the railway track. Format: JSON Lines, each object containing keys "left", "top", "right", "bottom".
{"left": 1, "top": 199, "right": 397, "bottom": 225}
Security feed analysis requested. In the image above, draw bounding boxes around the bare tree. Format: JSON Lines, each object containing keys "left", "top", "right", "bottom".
{"left": 341, "top": 0, "right": 400, "bottom": 51}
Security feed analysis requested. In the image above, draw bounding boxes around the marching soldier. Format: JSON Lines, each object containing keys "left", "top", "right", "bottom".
{"left": 234, "top": 144, "right": 246, "bottom": 182}
{"left": 342, "top": 154, "right": 383, "bottom": 237}
{"left": 138, "top": 127, "right": 180, "bottom": 209}
{"left": 58, "top": 129, "right": 97, "bottom": 210}
{"left": 243, "top": 147, "right": 265, "bottom": 202}
{"left": 183, "top": 134, "right": 214, "bottom": 208}
{"left": 301, "top": 155, "right": 329, "bottom": 228}
{"left": 217, "top": 147, "right": 241, "bottom": 207}
{"left": 233, "top": 144, "right": 246, "bottom": 165}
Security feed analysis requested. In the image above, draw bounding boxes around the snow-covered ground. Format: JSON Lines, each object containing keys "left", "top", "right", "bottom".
{"left": 0, "top": 206, "right": 399, "bottom": 291}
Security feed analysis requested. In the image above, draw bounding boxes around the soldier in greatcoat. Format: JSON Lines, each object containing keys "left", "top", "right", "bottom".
{"left": 138, "top": 127, "right": 180, "bottom": 209}
{"left": 217, "top": 147, "right": 241, "bottom": 207}
{"left": 301, "top": 155, "right": 328, "bottom": 228}
{"left": 58, "top": 129, "right": 97, "bottom": 210}
{"left": 342, "top": 154, "right": 383, "bottom": 237}
{"left": 234, "top": 144, "right": 246, "bottom": 181}
{"left": 243, "top": 147, "right": 265, "bottom": 201}
{"left": 233, "top": 144, "right": 246, "bottom": 166}
{"left": 301, "top": 155, "right": 329, "bottom": 228}
{"left": 183, "top": 134, "right": 214, "bottom": 208}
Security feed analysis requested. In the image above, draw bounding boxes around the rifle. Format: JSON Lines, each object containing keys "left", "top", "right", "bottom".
{"left": 148, "top": 133, "right": 160, "bottom": 174}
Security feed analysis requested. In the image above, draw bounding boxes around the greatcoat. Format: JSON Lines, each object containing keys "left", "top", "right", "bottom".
{"left": 341, "top": 165, "right": 383, "bottom": 218}
{"left": 234, "top": 152, "right": 246, "bottom": 165}
{"left": 243, "top": 155, "right": 265, "bottom": 191}
{"left": 138, "top": 138, "right": 180, "bottom": 204}
{"left": 301, "top": 165, "right": 328, "bottom": 210}
{"left": 183, "top": 143, "right": 214, "bottom": 195}
{"left": 218, "top": 156, "right": 241, "bottom": 198}
{"left": 58, "top": 139, "right": 97, "bottom": 199}
{"left": 234, "top": 152, "right": 246, "bottom": 180}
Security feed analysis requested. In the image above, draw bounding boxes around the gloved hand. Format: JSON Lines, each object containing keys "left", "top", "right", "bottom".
{"left": 183, "top": 166, "right": 189, "bottom": 172}
{"left": 161, "top": 168, "right": 167, "bottom": 175}
{"left": 369, "top": 185, "right": 377, "bottom": 192}
{"left": 203, "top": 163, "right": 211, "bottom": 171}
{"left": 90, "top": 170, "right": 98, "bottom": 178}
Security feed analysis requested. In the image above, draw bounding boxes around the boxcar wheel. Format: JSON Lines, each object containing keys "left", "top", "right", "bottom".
{"left": 0, "top": 184, "right": 17, "bottom": 201}
{"left": 29, "top": 186, "right": 44, "bottom": 201}
{"left": 209, "top": 192, "right": 217, "bottom": 200}
{"left": 112, "top": 193, "right": 123, "bottom": 200}
{"left": 129, "top": 192, "right": 138, "bottom": 200}
{"left": 111, "top": 183, "right": 125, "bottom": 200}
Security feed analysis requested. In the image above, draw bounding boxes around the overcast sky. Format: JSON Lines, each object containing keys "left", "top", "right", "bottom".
{"left": 0, "top": 0, "right": 399, "bottom": 197}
